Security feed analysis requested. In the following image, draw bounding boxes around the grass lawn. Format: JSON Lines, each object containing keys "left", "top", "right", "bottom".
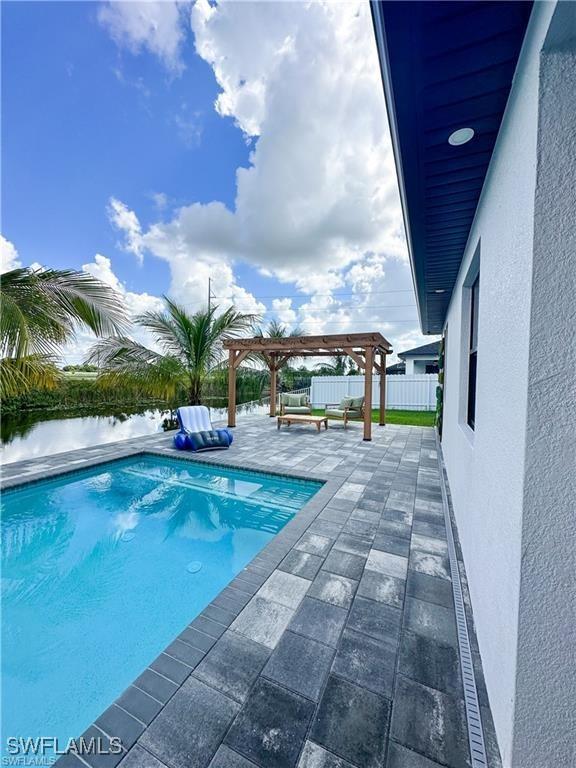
{"left": 311, "top": 408, "right": 436, "bottom": 427}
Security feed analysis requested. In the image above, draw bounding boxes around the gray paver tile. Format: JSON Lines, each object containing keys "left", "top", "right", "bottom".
{"left": 409, "top": 551, "right": 451, "bottom": 581}
{"left": 118, "top": 746, "right": 168, "bottom": 768}
{"left": 403, "top": 597, "right": 458, "bottom": 648}
{"left": 406, "top": 572, "right": 453, "bottom": 609}
{"left": 332, "top": 533, "right": 372, "bottom": 557}
{"left": 116, "top": 686, "right": 163, "bottom": 725}
{"left": 310, "top": 675, "right": 390, "bottom": 768}
{"left": 140, "top": 677, "right": 240, "bottom": 768}
{"left": 279, "top": 550, "right": 324, "bottom": 580}
{"left": 387, "top": 741, "right": 445, "bottom": 768}
{"left": 194, "top": 630, "right": 271, "bottom": 703}
{"left": 288, "top": 597, "right": 348, "bottom": 648}
{"left": 366, "top": 550, "right": 408, "bottom": 580}
{"left": 257, "top": 570, "right": 310, "bottom": 609}
{"left": 133, "top": 670, "right": 178, "bottom": 704}
{"left": 95, "top": 705, "right": 144, "bottom": 751}
{"left": 263, "top": 630, "right": 334, "bottom": 701}
{"left": 398, "top": 631, "right": 462, "bottom": 695}
{"left": 308, "top": 571, "right": 358, "bottom": 609}
{"left": 347, "top": 596, "right": 401, "bottom": 646}
{"left": 224, "top": 679, "right": 315, "bottom": 768}
{"left": 332, "top": 628, "right": 395, "bottom": 698}
{"left": 372, "top": 533, "right": 410, "bottom": 557}
{"left": 295, "top": 532, "right": 334, "bottom": 557}
{"left": 390, "top": 677, "right": 470, "bottom": 768}
{"left": 322, "top": 550, "right": 366, "bottom": 580}
{"left": 208, "top": 746, "right": 258, "bottom": 768}
{"left": 357, "top": 570, "right": 405, "bottom": 609}
{"left": 231, "top": 596, "right": 294, "bottom": 649}
{"left": 297, "top": 741, "right": 357, "bottom": 768}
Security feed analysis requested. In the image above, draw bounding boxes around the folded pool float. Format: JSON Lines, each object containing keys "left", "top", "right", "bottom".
{"left": 173, "top": 406, "right": 234, "bottom": 452}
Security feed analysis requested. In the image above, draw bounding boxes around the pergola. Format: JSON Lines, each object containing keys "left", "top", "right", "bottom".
{"left": 223, "top": 332, "right": 393, "bottom": 441}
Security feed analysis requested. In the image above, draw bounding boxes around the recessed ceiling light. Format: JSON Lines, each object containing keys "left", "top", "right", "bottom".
{"left": 448, "top": 127, "right": 475, "bottom": 146}
{"left": 434, "top": 289, "right": 446, "bottom": 294}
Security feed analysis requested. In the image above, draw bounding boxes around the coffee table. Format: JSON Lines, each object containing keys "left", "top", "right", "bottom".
{"left": 277, "top": 414, "right": 329, "bottom": 432}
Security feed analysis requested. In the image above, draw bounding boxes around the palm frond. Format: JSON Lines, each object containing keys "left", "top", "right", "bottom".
{"left": 32, "top": 268, "right": 128, "bottom": 337}
{"left": 0, "top": 267, "right": 127, "bottom": 361}
{"left": 87, "top": 337, "right": 185, "bottom": 400}
{"left": 0, "top": 355, "right": 61, "bottom": 398}
{"left": 251, "top": 320, "right": 304, "bottom": 369}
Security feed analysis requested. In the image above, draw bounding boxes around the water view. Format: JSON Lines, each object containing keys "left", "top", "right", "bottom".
{"left": 1, "top": 400, "right": 269, "bottom": 465}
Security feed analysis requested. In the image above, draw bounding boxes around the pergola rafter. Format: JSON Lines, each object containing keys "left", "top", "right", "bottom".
{"left": 224, "top": 332, "right": 392, "bottom": 441}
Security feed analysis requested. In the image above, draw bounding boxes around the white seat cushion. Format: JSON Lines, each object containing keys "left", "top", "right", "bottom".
{"left": 177, "top": 406, "right": 213, "bottom": 433}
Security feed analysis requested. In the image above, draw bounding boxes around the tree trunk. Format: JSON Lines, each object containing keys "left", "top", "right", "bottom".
{"left": 189, "top": 376, "right": 202, "bottom": 405}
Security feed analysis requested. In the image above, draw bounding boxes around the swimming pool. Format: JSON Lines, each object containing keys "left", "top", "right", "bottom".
{"left": 1, "top": 454, "right": 321, "bottom": 753}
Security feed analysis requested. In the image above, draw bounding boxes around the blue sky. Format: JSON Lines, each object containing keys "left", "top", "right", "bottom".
{"left": 2, "top": 1, "right": 432, "bottom": 360}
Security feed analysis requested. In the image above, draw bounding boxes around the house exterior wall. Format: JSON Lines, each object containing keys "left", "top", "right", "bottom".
{"left": 441, "top": 3, "right": 561, "bottom": 765}
{"left": 512, "top": 6, "right": 576, "bottom": 767}
{"left": 402, "top": 356, "right": 438, "bottom": 375}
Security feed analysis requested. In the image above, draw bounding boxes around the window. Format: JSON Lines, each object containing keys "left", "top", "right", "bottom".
{"left": 425, "top": 363, "right": 439, "bottom": 374}
{"left": 467, "top": 275, "right": 479, "bottom": 429}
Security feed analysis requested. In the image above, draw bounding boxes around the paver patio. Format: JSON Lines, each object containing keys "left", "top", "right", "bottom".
{"left": 1, "top": 416, "right": 501, "bottom": 768}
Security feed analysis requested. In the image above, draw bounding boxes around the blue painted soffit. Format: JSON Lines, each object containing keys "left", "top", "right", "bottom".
{"left": 371, "top": 1, "right": 533, "bottom": 334}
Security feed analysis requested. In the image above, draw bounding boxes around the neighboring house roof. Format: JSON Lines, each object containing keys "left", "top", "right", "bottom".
{"left": 371, "top": 1, "right": 533, "bottom": 334}
{"left": 398, "top": 341, "right": 440, "bottom": 360}
{"left": 386, "top": 362, "right": 406, "bottom": 374}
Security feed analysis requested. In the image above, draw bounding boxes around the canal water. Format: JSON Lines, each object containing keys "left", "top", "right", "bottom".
{"left": 1, "top": 401, "right": 268, "bottom": 465}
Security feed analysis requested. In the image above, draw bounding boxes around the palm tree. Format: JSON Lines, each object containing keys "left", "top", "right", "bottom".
{"left": 315, "top": 354, "right": 349, "bottom": 376}
{"left": 88, "top": 299, "right": 258, "bottom": 405}
{"left": 0, "top": 266, "right": 127, "bottom": 398}
{"left": 253, "top": 319, "right": 304, "bottom": 381}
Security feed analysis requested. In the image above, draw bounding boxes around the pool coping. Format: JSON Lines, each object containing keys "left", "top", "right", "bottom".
{"left": 2, "top": 436, "right": 346, "bottom": 766}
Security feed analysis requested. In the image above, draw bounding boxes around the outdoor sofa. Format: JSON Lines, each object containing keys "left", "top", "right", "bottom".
{"left": 279, "top": 393, "right": 312, "bottom": 415}
{"left": 325, "top": 396, "right": 365, "bottom": 428}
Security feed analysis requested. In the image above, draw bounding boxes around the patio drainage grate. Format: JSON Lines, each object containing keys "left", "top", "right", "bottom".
{"left": 436, "top": 436, "right": 488, "bottom": 768}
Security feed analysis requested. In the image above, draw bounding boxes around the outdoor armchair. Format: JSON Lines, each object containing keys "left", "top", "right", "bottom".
{"left": 173, "top": 405, "right": 234, "bottom": 452}
{"left": 279, "top": 393, "right": 312, "bottom": 415}
{"left": 325, "top": 396, "right": 365, "bottom": 428}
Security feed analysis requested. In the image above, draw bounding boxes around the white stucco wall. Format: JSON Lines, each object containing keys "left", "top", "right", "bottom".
{"left": 441, "top": 4, "right": 558, "bottom": 765}
{"left": 402, "top": 356, "right": 438, "bottom": 375}
{"left": 512, "top": 6, "right": 576, "bottom": 766}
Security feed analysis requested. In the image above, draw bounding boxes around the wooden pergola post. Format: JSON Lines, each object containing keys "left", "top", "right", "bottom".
{"left": 379, "top": 351, "right": 386, "bottom": 426}
{"left": 269, "top": 355, "right": 277, "bottom": 417}
{"left": 364, "top": 346, "right": 374, "bottom": 441}
{"left": 228, "top": 349, "right": 236, "bottom": 428}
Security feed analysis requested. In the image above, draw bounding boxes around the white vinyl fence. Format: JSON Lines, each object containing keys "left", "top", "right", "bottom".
{"left": 310, "top": 375, "right": 438, "bottom": 412}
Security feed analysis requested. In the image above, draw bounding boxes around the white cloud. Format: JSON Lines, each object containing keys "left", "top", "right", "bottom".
{"left": 105, "top": 1, "right": 431, "bottom": 358}
{"left": 271, "top": 298, "right": 297, "bottom": 327}
{"left": 98, "top": 1, "right": 187, "bottom": 73}
{"left": 0, "top": 235, "right": 22, "bottom": 272}
{"left": 173, "top": 107, "right": 203, "bottom": 148}
{"left": 82, "top": 253, "right": 164, "bottom": 319}
{"left": 62, "top": 254, "right": 165, "bottom": 364}
{"left": 108, "top": 197, "right": 144, "bottom": 263}
{"left": 151, "top": 192, "right": 168, "bottom": 210}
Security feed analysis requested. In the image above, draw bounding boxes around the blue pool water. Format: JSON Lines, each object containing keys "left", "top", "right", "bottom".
{"left": 1, "top": 455, "right": 320, "bottom": 751}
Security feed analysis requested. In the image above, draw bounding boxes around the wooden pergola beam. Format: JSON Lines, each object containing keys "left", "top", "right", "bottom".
{"left": 223, "top": 332, "right": 392, "bottom": 354}
{"left": 343, "top": 347, "right": 367, "bottom": 370}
